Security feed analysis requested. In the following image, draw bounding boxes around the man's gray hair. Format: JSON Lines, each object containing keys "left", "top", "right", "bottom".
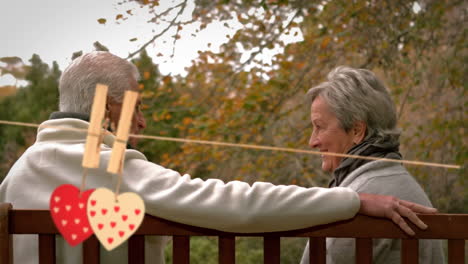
{"left": 59, "top": 51, "right": 140, "bottom": 114}
{"left": 307, "top": 66, "right": 400, "bottom": 142}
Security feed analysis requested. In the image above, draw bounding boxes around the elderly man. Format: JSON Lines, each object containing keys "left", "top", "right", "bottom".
{"left": 0, "top": 52, "right": 436, "bottom": 264}
{"left": 300, "top": 66, "right": 444, "bottom": 264}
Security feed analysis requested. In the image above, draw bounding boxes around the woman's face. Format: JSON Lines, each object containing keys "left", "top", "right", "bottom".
{"left": 308, "top": 96, "right": 359, "bottom": 172}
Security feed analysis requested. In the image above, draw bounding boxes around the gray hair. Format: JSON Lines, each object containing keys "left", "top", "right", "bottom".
{"left": 59, "top": 51, "right": 140, "bottom": 114}
{"left": 307, "top": 66, "right": 400, "bottom": 143}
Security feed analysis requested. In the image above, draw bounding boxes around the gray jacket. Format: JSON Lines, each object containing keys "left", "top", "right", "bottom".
{"left": 300, "top": 160, "right": 445, "bottom": 264}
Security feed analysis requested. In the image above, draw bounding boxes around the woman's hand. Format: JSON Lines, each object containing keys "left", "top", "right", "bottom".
{"left": 358, "top": 193, "right": 438, "bottom": 235}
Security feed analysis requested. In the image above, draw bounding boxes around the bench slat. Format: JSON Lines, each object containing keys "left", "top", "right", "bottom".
{"left": 355, "top": 238, "right": 372, "bottom": 264}
{"left": 309, "top": 237, "right": 326, "bottom": 264}
{"left": 0, "top": 203, "right": 12, "bottom": 264}
{"left": 173, "top": 236, "right": 190, "bottom": 264}
{"left": 129, "top": 235, "right": 145, "bottom": 264}
{"left": 264, "top": 237, "right": 280, "bottom": 264}
{"left": 219, "top": 235, "right": 235, "bottom": 264}
{"left": 401, "top": 239, "right": 418, "bottom": 264}
{"left": 39, "top": 234, "right": 55, "bottom": 264}
{"left": 448, "top": 239, "right": 465, "bottom": 264}
{"left": 83, "top": 235, "right": 100, "bottom": 264}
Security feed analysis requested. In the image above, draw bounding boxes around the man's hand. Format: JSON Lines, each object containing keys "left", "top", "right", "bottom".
{"left": 358, "top": 193, "right": 438, "bottom": 236}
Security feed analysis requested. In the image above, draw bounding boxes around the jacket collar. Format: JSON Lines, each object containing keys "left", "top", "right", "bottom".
{"left": 49, "top": 111, "right": 90, "bottom": 122}
{"left": 47, "top": 112, "right": 133, "bottom": 149}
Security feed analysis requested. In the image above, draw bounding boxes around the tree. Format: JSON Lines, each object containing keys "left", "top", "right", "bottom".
{"left": 0, "top": 54, "right": 61, "bottom": 179}
{"left": 123, "top": 0, "right": 466, "bottom": 213}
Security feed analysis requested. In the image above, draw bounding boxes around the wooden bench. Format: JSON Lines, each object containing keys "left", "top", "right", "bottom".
{"left": 0, "top": 203, "right": 466, "bottom": 263}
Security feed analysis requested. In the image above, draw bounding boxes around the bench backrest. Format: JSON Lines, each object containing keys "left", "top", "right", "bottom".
{"left": 0, "top": 203, "right": 466, "bottom": 264}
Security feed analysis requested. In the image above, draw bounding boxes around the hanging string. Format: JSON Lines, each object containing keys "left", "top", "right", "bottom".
{"left": 0, "top": 119, "right": 461, "bottom": 170}
{"left": 114, "top": 145, "right": 126, "bottom": 202}
{"left": 80, "top": 168, "right": 88, "bottom": 195}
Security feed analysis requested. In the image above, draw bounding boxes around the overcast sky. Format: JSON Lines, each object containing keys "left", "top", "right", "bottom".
{"left": 0, "top": 0, "right": 244, "bottom": 86}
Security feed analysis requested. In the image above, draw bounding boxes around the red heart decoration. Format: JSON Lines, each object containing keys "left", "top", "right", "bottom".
{"left": 50, "top": 184, "right": 95, "bottom": 246}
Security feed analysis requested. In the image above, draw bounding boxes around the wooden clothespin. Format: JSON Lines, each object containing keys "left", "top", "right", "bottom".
{"left": 82, "top": 84, "right": 108, "bottom": 169}
{"left": 107, "top": 90, "right": 139, "bottom": 174}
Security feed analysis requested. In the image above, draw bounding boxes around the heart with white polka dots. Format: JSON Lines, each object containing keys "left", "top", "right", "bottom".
{"left": 87, "top": 188, "right": 145, "bottom": 251}
{"left": 49, "top": 184, "right": 95, "bottom": 246}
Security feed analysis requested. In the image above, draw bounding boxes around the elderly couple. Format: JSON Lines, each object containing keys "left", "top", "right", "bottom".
{"left": 0, "top": 52, "right": 443, "bottom": 263}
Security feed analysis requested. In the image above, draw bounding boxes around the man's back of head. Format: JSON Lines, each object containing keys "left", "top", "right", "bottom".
{"left": 59, "top": 51, "right": 140, "bottom": 115}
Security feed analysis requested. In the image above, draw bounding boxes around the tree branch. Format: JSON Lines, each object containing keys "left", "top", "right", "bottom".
{"left": 126, "top": 0, "right": 188, "bottom": 59}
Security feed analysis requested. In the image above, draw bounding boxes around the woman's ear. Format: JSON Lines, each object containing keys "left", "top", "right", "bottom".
{"left": 352, "top": 121, "right": 367, "bottom": 144}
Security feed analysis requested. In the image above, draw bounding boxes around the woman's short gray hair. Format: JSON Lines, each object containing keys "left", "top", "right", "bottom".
{"left": 307, "top": 66, "right": 400, "bottom": 142}
{"left": 59, "top": 51, "right": 140, "bottom": 114}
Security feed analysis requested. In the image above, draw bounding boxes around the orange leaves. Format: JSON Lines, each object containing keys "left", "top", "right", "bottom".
{"left": 143, "top": 71, "right": 151, "bottom": 80}
{"left": 141, "top": 0, "right": 159, "bottom": 6}
{"left": 141, "top": 90, "right": 154, "bottom": 98}
{"left": 0, "top": 86, "right": 17, "bottom": 98}
{"left": 182, "top": 117, "right": 193, "bottom": 126}
{"left": 320, "top": 36, "right": 331, "bottom": 49}
{"left": 97, "top": 18, "right": 107, "bottom": 25}
{"left": 141, "top": 104, "right": 150, "bottom": 110}
{"left": 162, "top": 76, "right": 172, "bottom": 85}
{"left": 295, "top": 62, "right": 306, "bottom": 70}
{"left": 152, "top": 110, "right": 172, "bottom": 122}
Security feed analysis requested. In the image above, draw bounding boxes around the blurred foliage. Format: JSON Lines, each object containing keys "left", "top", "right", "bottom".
{"left": 0, "top": 0, "right": 466, "bottom": 262}
{"left": 124, "top": 0, "right": 467, "bottom": 212}
{"left": 163, "top": 237, "right": 306, "bottom": 263}
{"left": 0, "top": 55, "right": 60, "bottom": 177}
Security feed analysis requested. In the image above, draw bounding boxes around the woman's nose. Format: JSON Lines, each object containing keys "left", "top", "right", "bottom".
{"left": 308, "top": 131, "right": 319, "bottom": 148}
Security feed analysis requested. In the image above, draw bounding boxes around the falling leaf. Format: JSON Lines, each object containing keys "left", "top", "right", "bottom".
{"left": 116, "top": 14, "right": 124, "bottom": 20}
{"left": 97, "top": 18, "right": 107, "bottom": 24}
{"left": 129, "top": 38, "right": 138, "bottom": 42}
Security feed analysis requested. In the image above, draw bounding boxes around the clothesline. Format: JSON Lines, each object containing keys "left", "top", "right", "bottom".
{"left": 0, "top": 119, "right": 461, "bottom": 170}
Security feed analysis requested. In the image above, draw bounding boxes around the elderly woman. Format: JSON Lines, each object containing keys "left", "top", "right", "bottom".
{"left": 300, "top": 66, "right": 444, "bottom": 264}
